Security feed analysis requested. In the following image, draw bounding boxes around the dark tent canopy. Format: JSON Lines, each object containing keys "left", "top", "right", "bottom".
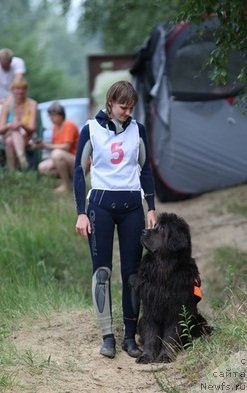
{"left": 131, "top": 17, "right": 247, "bottom": 202}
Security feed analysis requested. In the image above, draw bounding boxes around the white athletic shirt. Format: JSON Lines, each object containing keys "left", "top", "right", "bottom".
{"left": 0, "top": 57, "right": 26, "bottom": 99}
{"left": 88, "top": 119, "right": 141, "bottom": 190}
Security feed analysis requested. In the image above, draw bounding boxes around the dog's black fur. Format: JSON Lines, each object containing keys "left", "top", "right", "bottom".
{"left": 131, "top": 213, "right": 212, "bottom": 364}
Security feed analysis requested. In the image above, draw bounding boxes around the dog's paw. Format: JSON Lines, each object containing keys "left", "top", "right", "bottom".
{"left": 204, "top": 325, "right": 214, "bottom": 335}
{"left": 136, "top": 352, "right": 154, "bottom": 364}
{"left": 155, "top": 353, "right": 173, "bottom": 363}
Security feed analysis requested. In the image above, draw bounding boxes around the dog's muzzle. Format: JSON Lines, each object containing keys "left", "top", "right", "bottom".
{"left": 142, "top": 229, "right": 149, "bottom": 237}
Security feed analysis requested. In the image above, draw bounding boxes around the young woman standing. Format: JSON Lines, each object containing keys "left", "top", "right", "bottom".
{"left": 74, "top": 81, "right": 156, "bottom": 359}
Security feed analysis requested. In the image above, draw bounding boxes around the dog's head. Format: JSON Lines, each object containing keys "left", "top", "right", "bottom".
{"left": 141, "top": 213, "right": 191, "bottom": 257}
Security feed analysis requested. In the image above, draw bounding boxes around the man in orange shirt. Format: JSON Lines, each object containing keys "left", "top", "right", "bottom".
{"left": 35, "top": 102, "right": 79, "bottom": 193}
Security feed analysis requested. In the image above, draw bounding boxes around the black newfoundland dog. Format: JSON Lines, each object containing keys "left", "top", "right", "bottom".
{"left": 131, "top": 212, "right": 212, "bottom": 364}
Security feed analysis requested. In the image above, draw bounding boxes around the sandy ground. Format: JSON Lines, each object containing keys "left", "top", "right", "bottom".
{"left": 5, "top": 184, "right": 247, "bottom": 393}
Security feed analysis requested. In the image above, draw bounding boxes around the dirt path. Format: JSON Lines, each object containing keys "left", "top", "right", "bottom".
{"left": 6, "top": 185, "right": 247, "bottom": 392}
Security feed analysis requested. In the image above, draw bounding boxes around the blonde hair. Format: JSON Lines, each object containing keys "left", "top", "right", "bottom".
{"left": 106, "top": 80, "right": 138, "bottom": 116}
{"left": 10, "top": 76, "right": 28, "bottom": 90}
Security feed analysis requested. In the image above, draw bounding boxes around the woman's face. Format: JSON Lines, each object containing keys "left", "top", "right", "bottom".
{"left": 48, "top": 112, "right": 64, "bottom": 126}
{"left": 12, "top": 86, "right": 27, "bottom": 101}
{"left": 109, "top": 101, "right": 134, "bottom": 122}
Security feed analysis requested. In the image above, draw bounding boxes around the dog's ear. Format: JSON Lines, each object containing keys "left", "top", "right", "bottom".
{"left": 167, "top": 229, "right": 190, "bottom": 252}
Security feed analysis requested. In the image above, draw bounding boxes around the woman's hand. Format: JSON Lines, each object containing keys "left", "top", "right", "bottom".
{"left": 32, "top": 140, "right": 45, "bottom": 149}
{"left": 9, "top": 120, "right": 22, "bottom": 130}
{"left": 147, "top": 210, "right": 156, "bottom": 229}
{"left": 75, "top": 214, "right": 91, "bottom": 239}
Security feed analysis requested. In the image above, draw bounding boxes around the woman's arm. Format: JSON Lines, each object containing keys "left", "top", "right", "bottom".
{"left": 74, "top": 124, "right": 92, "bottom": 238}
{"left": 0, "top": 103, "right": 10, "bottom": 134}
{"left": 138, "top": 122, "right": 156, "bottom": 211}
{"left": 138, "top": 122, "right": 156, "bottom": 228}
{"left": 74, "top": 124, "right": 92, "bottom": 214}
{"left": 20, "top": 99, "right": 37, "bottom": 136}
{"left": 42, "top": 142, "right": 71, "bottom": 151}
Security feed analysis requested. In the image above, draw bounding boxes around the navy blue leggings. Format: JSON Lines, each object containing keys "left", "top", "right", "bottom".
{"left": 87, "top": 190, "right": 145, "bottom": 337}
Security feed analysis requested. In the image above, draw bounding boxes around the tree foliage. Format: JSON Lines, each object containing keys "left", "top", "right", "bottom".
{"left": 0, "top": 0, "right": 91, "bottom": 102}
{"left": 78, "top": 0, "right": 246, "bottom": 90}
{"left": 79, "top": 0, "right": 179, "bottom": 52}
{"left": 177, "top": 0, "right": 247, "bottom": 87}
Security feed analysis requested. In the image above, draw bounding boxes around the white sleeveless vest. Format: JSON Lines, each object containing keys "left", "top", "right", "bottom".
{"left": 88, "top": 119, "right": 141, "bottom": 190}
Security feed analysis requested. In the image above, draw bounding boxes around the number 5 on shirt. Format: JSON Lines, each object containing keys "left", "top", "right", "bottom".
{"left": 111, "top": 142, "right": 124, "bottom": 164}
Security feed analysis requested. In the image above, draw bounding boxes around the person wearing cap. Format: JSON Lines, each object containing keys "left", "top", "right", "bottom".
{"left": 35, "top": 102, "right": 79, "bottom": 193}
{"left": 0, "top": 48, "right": 26, "bottom": 104}
{"left": 0, "top": 76, "right": 37, "bottom": 170}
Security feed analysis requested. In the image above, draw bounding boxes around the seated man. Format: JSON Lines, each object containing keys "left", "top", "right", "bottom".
{"left": 0, "top": 48, "right": 26, "bottom": 104}
{"left": 35, "top": 102, "right": 79, "bottom": 193}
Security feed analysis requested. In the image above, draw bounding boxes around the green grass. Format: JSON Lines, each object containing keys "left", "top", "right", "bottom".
{"left": 0, "top": 170, "right": 125, "bottom": 391}
{"left": 0, "top": 171, "right": 92, "bottom": 323}
{"left": 210, "top": 184, "right": 247, "bottom": 217}
{"left": 207, "top": 246, "right": 247, "bottom": 308}
{"left": 0, "top": 171, "right": 95, "bottom": 390}
{"left": 0, "top": 373, "right": 15, "bottom": 390}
